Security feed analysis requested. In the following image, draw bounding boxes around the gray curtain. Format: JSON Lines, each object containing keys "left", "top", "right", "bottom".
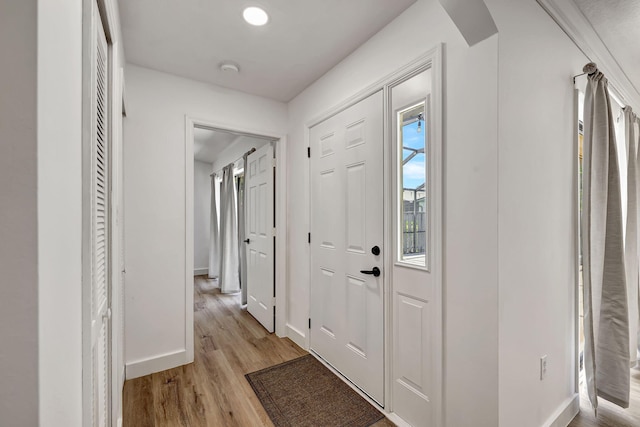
{"left": 624, "top": 107, "right": 639, "bottom": 367}
{"left": 208, "top": 174, "right": 219, "bottom": 279}
{"left": 238, "top": 153, "right": 249, "bottom": 305}
{"left": 219, "top": 164, "right": 240, "bottom": 294}
{"left": 582, "top": 71, "right": 630, "bottom": 411}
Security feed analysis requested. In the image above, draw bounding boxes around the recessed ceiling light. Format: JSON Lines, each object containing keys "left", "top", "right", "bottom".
{"left": 243, "top": 6, "right": 269, "bottom": 26}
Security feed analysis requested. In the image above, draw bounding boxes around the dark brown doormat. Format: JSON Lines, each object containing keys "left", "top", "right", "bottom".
{"left": 245, "top": 354, "right": 385, "bottom": 427}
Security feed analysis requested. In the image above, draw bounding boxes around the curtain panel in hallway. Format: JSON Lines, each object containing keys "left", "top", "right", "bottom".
{"left": 208, "top": 174, "right": 220, "bottom": 279}
{"left": 624, "top": 107, "right": 640, "bottom": 368}
{"left": 582, "top": 70, "right": 630, "bottom": 411}
{"left": 219, "top": 164, "right": 241, "bottom": 293}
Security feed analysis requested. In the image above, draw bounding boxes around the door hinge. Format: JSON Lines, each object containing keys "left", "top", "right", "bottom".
{"left": 272, "top": 158, "right": 276, "bottom": 167}
{"left": 307, "top": 147, "right": 311, "bottom": 158}
{"left": 272, "top": 227, "right": 277, "bottom": 237}
{"left": 272, "top": 297, "right": 276, "bottom": 306}
{"left": 308, "top": 318, "right": 311, "bottom": 329}
{"left": 308, "top": 232, "right": 311, "bottom": 244}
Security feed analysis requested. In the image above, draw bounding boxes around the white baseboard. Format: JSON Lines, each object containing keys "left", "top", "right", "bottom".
{"left": 194, "top": 268, "right": 208, "bottom": 276}
{"left": 286, "top": 323, "right": 306, "bottom": 349}
{"left": 117, "top": 418, "right": 123, "bottom": 427}
{"left": 544, "top": 394, "right": 580, "bottom": 427}
{"left": 125, "top": 349, "right": 188, "bottom": 380}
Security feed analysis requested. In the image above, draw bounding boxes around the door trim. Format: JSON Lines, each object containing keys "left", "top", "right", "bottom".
{"left": 305, "top": 45, "right": 443, "bottom": 425}
{"left": 81, "top": 2, "right": 92, "bottom": 425}
{"left": 184, "top": 116, "right": 288, "bottom": 362}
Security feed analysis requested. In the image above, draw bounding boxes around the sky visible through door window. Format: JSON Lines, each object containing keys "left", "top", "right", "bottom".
{"left": 402, "top": 120, "right": 426, "bottom": 189}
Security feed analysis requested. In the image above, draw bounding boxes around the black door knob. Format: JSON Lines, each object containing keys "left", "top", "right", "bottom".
{"left": 360, "top": 267, "right": 381, "bottom": 277}
{"left": 244, "top": 238, "right": 250, "bottom": 243}
{"left": 371, "top": 245, "right": 380, "bottom": 256}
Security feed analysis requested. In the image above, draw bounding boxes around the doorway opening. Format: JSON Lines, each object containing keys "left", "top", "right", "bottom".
{"left": 191, "top": 124, "right": 276, "bottom": 331}
{"left": 574, "top": 80, "right": 640, "bottom": 425}
{"left": 185, "top": 116, "right": 288, "bottom": 361}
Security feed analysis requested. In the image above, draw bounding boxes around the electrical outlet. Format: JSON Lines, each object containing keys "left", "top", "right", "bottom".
{"left": 540, "top": 355, "right": 548, "bottom": 380}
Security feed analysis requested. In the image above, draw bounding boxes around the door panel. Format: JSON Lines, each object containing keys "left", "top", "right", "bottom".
{"left": 397, "top": 294, "right": 430, "bottom": 391}
{"left": 390, "top": 68, "right": 437, "bottom": 427}
{"left": 346, "top": 275, "right": 367, "bottom": 356}
{"left": 246, "top": 144, "right": 275, "bottom": 332}
{"left": 94, "top": 321, "right": 108, "bottom": 426}
{"left": 346, "top": 163, "right": 366, "bottom": 253}
{"left": 392, "top": 271, "right": 433, "bottom": 425}
{"left": 91, "top": 4, "right": 111, "bottom": 426}
{"left": 310, "top": 90, "right": 384, "bottom": 404}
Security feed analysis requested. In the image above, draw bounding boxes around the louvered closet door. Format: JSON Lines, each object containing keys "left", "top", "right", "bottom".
{"left": 91, "top": 6, "right": 111, "bottom": 427}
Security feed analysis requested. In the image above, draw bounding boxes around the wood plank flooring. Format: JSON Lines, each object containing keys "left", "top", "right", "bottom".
{"left": 123, "top": 276, "right": 393, "bottom": 426}
{"left": 568, "top": 366, "right": 640, "bottom": 427}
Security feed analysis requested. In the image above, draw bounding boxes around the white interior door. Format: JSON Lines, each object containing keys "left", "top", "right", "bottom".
{"left": 91, "top": 6, "right": 111, "bottom": 426}
{"left": 246, "top": 144, "right": 275, "bottom": 332}
{"left": 309, "top": 90, "right": 384, "bottom": 404}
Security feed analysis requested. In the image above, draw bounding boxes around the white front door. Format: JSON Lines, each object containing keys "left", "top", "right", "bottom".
{"left": 246, "top": 144, "right": 275, "bottom": 332}
{"left": 309, "top": 90, "right": 384, "bottom": 404}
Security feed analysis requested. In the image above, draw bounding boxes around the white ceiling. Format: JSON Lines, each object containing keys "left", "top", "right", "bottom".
{"left": 573, "top": 0, "right": 640, "bottom": 96}
{"left": 193, "top": 128, "right": 234, "bottom": 163}
{"left": 193, "top": 127, "right": 271, "bottom": 163}
{"left": 119, "top": 0, "right": 416, "bottom": 102}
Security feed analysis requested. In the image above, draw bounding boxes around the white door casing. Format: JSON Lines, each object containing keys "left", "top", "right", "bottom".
{"left": 90, "top": 5, "right": 111, "bottom": 426}
{"left": 309, "top": 90, "right": 385, "bottom": 405}
{"left": 246, "top": 144, "right": 276, "bottom": 332}
{"left": 186, "top": 119, "right": 289, "bottom": 358}
{"left": 111, "top": 63, "right": 125, "bottom": 427}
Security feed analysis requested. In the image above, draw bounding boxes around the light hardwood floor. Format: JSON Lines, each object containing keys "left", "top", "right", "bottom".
{"left": 123, "top": 276, "right": 393, "bottom": 426}
{"left": 568, "top": 366, "right": 640, "bottom": 427}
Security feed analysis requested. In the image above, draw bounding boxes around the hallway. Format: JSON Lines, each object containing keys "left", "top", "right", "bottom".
{"left": 123, "top": 276, "right": 307, "bottom": 426}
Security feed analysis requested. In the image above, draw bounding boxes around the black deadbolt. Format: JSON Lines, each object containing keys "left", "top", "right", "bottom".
{"left": 371, "top": 245, "right": 380, "bottom": 256}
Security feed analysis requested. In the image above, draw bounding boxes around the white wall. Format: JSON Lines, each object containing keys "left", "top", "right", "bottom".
{"left": 286, "top": 1, "right": 500, "bottom": 425}
{"left": 0, "top": 1, "right": 39, "bottom": 425}
{"left": 194, "top": 160, "right": 212, "bottom": 273}
{"left": 485, "top": 0, "right": 587, "bottom": 425}
{"left": 37, "top": 0, "right": 84, "bottom": 424}
{"left": 124, "top": 65, "right": 288, "bottom": 375}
